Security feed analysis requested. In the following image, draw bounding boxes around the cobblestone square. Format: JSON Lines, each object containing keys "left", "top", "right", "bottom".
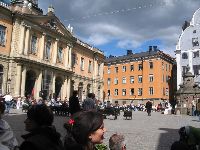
{"left": 3, "top": 109, "right": 200, "bottom": 150}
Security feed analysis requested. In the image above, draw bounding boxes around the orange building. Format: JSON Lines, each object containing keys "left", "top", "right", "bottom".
{"left": 103, "top": 46, "right": 176, "bottom": 106}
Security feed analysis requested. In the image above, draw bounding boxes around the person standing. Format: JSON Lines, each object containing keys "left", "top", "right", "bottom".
{"left": 145, "top": 100, "right": 152, "bottom": 116}
{"left": 69, "top": 91, "right": 81, "bottom": 115}
{"left": 0, "top": 100, "right": 18, "bottom": 150}
{"left": 82, "top": 93, "right": 96, "bottom": 111}
{"left": 3, "top": 93, "right": 13, "bottom": 113}
{"left": 19, "top": 104, "right": 64, "bottom": 150}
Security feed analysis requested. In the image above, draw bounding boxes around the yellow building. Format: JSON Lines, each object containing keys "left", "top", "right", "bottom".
{"left": 71, "top": 39, "right": 104, "bottom": 101}
{"left": 0, "top": 0, "right": 105, "bottom": 101}
{"left": 103, "top": 47, "right": 176, "bottom": 106}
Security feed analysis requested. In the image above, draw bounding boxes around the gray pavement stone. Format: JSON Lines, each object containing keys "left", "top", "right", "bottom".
{"left": 3, "top": 109, "right": 200, "bottom": 150}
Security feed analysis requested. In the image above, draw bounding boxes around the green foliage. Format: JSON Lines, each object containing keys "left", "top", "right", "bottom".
{"left": 95, "top": 144, "right": 108, "bottom": 150}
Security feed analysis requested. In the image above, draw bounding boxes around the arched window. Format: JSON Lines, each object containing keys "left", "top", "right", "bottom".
{"left": 182, "top": 52, "right": 188, "bottom": 59}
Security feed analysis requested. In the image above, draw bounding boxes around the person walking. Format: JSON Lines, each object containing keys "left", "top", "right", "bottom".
{"left": 19, "top": 104, "right": 64, "bottom": 150}
{"left": 0, "top": 100, "right": 18, "bottom": 150}
{"left": 145, "top": 100, "right": 152, "bottom": 116}
{"left": 69, "top": 91, "right": 81, "bottom": 115}
{"left": 82, "top": 93, "right": 96, "bottom": 111}
{"left": 3, "top": 93, "right": 13, "bottom": 113}
{"left": 64, "top": 110, "right": 106, "bottom": 150}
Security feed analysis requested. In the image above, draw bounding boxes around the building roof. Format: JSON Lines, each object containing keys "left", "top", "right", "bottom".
{"left": 104, "top": 50, "right": 175, "bottom": 65}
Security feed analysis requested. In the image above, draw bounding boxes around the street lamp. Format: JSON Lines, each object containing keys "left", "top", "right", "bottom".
{"left": 7, "top": 78, "right": 11, "bottom": 93}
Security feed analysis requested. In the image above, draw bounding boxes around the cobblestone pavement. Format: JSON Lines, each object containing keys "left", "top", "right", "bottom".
{"left": 3, "top": 109, "right": 200, "bottom": 150}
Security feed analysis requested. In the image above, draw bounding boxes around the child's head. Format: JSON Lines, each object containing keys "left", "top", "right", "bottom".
{"left": 109, "top": 133, "right": 126, "bottom": 150}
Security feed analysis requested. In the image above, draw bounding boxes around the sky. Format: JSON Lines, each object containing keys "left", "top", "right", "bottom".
{"left": 27, "top": 1, "right": 200, "bottom": 57}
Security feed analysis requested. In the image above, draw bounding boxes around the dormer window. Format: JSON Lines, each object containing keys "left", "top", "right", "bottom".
{"left": 192, "top": 37, "right": 199, "bottom": 47}
{"left": 182, "top": 52, "right": 188, "bottom": 59}
{"left": 193, "top": 30, "right": 196, "bottom": 33}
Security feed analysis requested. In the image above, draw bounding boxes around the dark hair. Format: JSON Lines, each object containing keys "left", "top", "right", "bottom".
{"left": 72, "top": 90, "right": 78, "bottom": 96}
{"left": 27, "top": 104, "right": 53, "bottom": 126}
{"left": 171, "top": 141, "right": 190, "bottom": 150}
{"left": 64, "top": 111, "right": 103, "bottom": 149}
{"left": 0, "top": 101, "right": 5, "bottom": 114}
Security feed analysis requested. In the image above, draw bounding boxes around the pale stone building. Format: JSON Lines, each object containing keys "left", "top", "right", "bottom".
{"left": 176, "top": 7, "right": 200, "bottom": 89}
{"left": 0, "top": 0, "right": 105, "bottom": 101}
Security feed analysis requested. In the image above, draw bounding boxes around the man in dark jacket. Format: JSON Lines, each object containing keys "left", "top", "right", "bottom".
{"left": 69, "top": 90, "right": 81, "bottom": 115}
{"left": 20, "top": 104, "right": 64, "bottom": 150}
{"left": 145, "top": 100, "right": 152, "bottom": 116}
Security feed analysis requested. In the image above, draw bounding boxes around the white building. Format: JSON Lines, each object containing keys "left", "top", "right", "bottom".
{"left": 176, "top": 7, "right": 200, "bottom": 89}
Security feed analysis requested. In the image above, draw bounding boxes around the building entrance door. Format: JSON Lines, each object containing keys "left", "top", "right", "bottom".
{"left": 55, "top": 77, "right": 62, "bottom": 99}
{"left": 25, "top": 70, "right": 36, "bottom": 98}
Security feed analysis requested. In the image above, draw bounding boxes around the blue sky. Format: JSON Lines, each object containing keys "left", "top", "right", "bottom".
{"left": 3, "top": 0, "right": 200, "bottom": 57}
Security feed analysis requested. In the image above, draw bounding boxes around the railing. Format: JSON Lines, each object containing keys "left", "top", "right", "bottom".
{"left": 0, "top": 2, "right": 10, "bottom": 9}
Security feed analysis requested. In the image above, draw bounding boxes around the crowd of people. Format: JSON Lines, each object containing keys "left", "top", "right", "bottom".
{"left": 0, "top": 91, "right": 200, "bottom": 150}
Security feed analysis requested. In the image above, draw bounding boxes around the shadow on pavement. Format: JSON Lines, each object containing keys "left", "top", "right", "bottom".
{"left": 156, "top": 128, "right": 179, "bottom": 150}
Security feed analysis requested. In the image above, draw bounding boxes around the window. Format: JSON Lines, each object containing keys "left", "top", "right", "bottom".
{"left": 166, "top": 64, "right": 168, "bottom": 71}
{"left": 107, "top": 78, "right": 111, "bottom": 85}
{"left": 107, "top": 68, "right": 110, "bottom": 74}
{"left": 163, "top": 88, "right": 165, "bottom": 96}
{"left": 166, "top": 88, "right": 169, "bottom": 96}
{"left": 80, "top": 57, "right": 84, "bottom": 70}
{"left": 45, "top": 39, "right": 51, "bottom": 59}
{"left": 98, "top": 64, "right": 101, "bottom": 75}
{"left": 149, "top": 74, "right": 154, "bottom": 82}
{"left": 30, "top": 35, "right": 37, "bottom": 54}
{"left": 122, "top": 66, "right": 126, "bottom": 72}
{"left": 72, "top": 53, "right": 77, "bottom": 67}
{"left": 122, "top": 77, "right": 126, "bottom": 84}
{"left": 149, "top": 87, "right": 154, "bottom": 95}
{"left": 182, "top": 66, "right": 187, "bottom": 75}
{"left": 182, "top": 52, "right": 188, "bottom": 59}
{"left": 130, "top": 76, "right": 134, "bottom": 83}
{"left": 149, "top": 62, "right": 153, "bottom": 69}
{"left": 130, "top": 88, "right": 134, "bottom": 95}
{"left": 138, "top": 64, "right": 143, "bottom": 70}
{"left": 163, "top": 74, "right": 165, "bottom": 82}
{"left": 162, "top": 62, "right": 164, "bottom": 70}
{"left": 138, "top": 75, "right": 142, "bottom": 83}
{"left": 114, "top": 78, "right": 118, "bottom": 85}
{"left": 0, "top": 25, "right": 6, "bottom": 46}
{"left": 114, "top": 89, "right": 118, "bottom": 96}
{"left": 115, "top": 67, "right": 118, "bottom": 73}
{"left": 166, "top": 75, "right": 169, "bottom": 83}
{"left": 192, "top": 37, "right": 199, "bottom": 47}
{"left": 130, "top": 65, "right": 134, "bottom": 71}
{"left": 193, "top": 51, "right": 199, "bottom": 58}
{"left": 107, "top": 90, "right": 110, "bottom": 96}
{"left": 122, "top": 89, "right": 126, "bottom": 96}
{"left": 138, "top": 88, "right": 142, "bottom": 96}
{"left": 88, "top": 61, "right": 92, "bottom": 73}
{"left": 57, "top": 47, "right": 63, "bottom": 63}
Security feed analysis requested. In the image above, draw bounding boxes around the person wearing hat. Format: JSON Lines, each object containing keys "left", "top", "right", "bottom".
{"left": 19, "top": 104, "right": 64, "bottom": 150}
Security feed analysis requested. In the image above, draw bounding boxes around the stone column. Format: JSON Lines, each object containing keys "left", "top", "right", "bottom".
{"left": 35, "top": 70, "right": 42, "bottom": 99}
{"left": 52, "top": 39, "right": 58, "bottom": 64}
{"left": 24, "top": 27, "right": 30, "bottom": 55}
{"left": 19, "top": 24, "right": 26, "bottom": 55}
{"left": 68, "top": 44, "right": 72, "bottom": 68}
{"left": 15, "top": 64, "right": 22, "bottom": 97}
{"left": 20, "top": 66, "right": 27, "bottom": 97}
{"left": 64, "top": 46, "right": 69, "bottom": 68}
{"left": 52, "top": 74, "right": 56, "bottom": 94}
{"left": 39, "top": 33, "right": 46, "bottom": 59}
{"left": 62, "top": 77, "right": 68, "bottom": 100}
{"left": 66, "top": 76, "right": 71, "bottom": 100}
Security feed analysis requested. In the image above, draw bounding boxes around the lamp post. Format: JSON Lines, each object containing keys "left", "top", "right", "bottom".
{"left": 7, "top": 78, "right": 11, "bottom": 93}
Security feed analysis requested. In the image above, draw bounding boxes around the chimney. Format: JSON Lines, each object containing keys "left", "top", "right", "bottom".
{"left": 153, "top": 46, "right": 157, "bottom": 51}
{"left": 127, "top": 50, "right": 133, "bottom": 55}
{"left": 149, "top": 46, "right": 153, "bottom": 52}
